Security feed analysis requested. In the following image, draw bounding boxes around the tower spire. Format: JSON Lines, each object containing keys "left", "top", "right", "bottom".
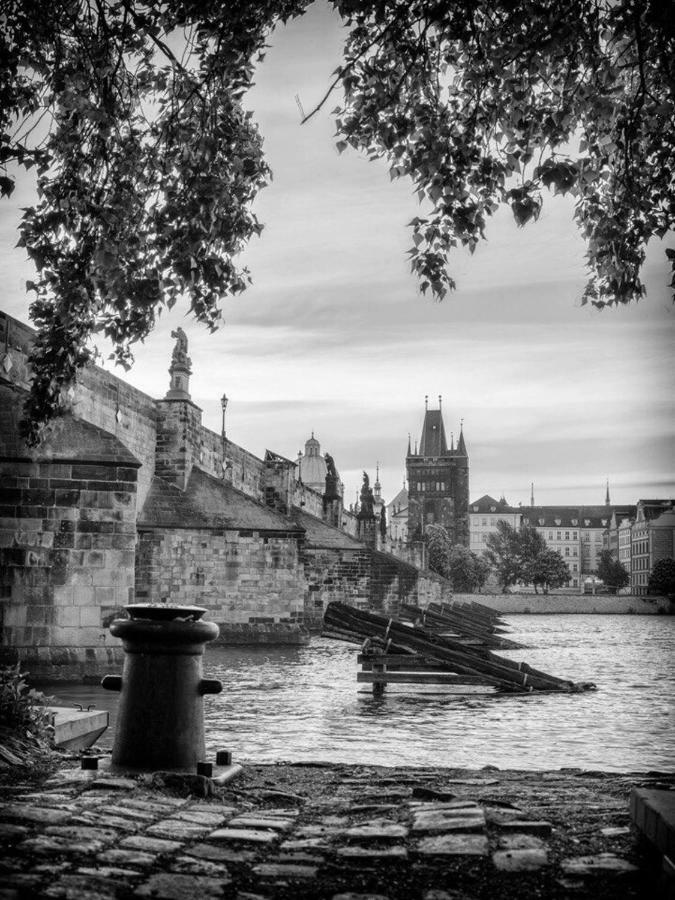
{"left": 407, "top": 432, "right": 411, "bottom": 456}
{"left": 605, "top": 478, "right": 610, "bottom": 506}
{"left": 456, "top": 418, "right": 467, "bottom": 456}
{"left": 530, "top": 482, "right": 535, "bottom": 506}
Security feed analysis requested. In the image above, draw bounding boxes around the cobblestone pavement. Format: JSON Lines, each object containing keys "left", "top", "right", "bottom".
{"left": 0, "top": 762, "right": 671, "bottom": 899}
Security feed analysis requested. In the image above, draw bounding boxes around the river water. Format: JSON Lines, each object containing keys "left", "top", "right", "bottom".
{"left": 50, "top": 615, "right": 675, "bottom": 772}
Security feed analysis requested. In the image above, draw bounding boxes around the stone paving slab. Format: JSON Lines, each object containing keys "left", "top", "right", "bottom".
{"left": 492, "top": 848, "right": 549, "bottom": 871}
{"left": 1, "top": 762, "right": 668, "bottom": 899}
{"left": 415, "top": 834, "right": 490, "bottom": 856}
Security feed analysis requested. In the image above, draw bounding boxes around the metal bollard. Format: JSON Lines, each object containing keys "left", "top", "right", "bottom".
{"left": 102, "top": 604, "right": 222, "bottom": 772}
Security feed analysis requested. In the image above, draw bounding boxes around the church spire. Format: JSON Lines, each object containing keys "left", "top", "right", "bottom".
{"left": 605, "top": 478, "right": 611, "bottom": 506}
{"left": 530, "top": 482, "right": 535, "bottom": 506}
{"left": 456, "top": 418, "right": 467, "bottom": 456}
{"left": 407, "top": 433, "right": 411, "bottom": 457}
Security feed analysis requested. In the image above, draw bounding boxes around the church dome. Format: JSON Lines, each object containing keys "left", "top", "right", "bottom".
{"left": 298, "top": 433, "right": 327, "bottom": 492}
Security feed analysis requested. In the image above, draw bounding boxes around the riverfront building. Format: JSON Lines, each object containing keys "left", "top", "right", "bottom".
{"left": 630, "top": 501, "right": 675, "bottom": 595}
{"left": 468, "top": 495, "right": 521, "bottom": 556}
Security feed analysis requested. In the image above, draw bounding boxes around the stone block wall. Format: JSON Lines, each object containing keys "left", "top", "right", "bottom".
{"left": 135, "top": 527, "right": 304, "bottom": 624}
{"left": 1, "top": 311, "right": 158, "bottom": 509}
{"left": 0, "top": 458, "right": 137, "bottom": 680}
{"left": 303, "top": 547, "right": 372, "bottom": 628}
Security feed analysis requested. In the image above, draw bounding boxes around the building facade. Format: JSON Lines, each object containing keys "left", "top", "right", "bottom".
{"left": 630, "top": 500, "right": 675, "bottom": 595}
{"left": 468, "top": 495, "right": 521, "bottom": 556}
{"left": 406, "top": 398, "right": 469, "bottom": 547}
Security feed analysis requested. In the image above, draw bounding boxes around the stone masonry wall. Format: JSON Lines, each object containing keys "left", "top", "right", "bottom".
{"left": 1, "top": 312, "right": 157, "bottom": 510}
{"left": 135, "top": 527, "right": 304, "bottom": 625}
{"left": 0, "top": 458, "right": 137, "bottom": 680}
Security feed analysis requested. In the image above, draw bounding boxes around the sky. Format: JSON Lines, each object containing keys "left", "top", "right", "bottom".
{"left": 1, "top": 2, "right": 673, "bottom": 510}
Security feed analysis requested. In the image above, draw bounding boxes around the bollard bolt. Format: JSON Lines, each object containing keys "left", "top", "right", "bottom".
{"left": 197, "top": 762, "right": 213, "bottom": 777}
{"left": 81, "top": 756, "right": 99, "bottom": 770}
{"left": 216, "top": 750, "right": 232, "bottom": 766}
{"left": 101, "top": 675, "right": 122, "bottom": 692}
{"left": 198, "top": 678, "right": 223, "bottom": 695}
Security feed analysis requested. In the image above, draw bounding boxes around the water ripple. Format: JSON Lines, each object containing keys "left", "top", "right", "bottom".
{"left": 53, "top": 614, "right": 675, "bottom": 771}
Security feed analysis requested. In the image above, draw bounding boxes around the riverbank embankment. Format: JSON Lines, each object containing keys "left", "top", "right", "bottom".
{"left": 452, "top": 592, "right": 673, "bottom": 615}
{"left": 0, "top": 760, "right": 671, "bottom": 898}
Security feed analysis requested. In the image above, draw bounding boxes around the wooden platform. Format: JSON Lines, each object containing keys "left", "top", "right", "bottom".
{"left": 47, "top": 707, "right": 109, "bottom": 751}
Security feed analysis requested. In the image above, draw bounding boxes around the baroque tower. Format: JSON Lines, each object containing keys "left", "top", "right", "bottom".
{"left": 406, "top": 395, "right": 469, "bottom": 546}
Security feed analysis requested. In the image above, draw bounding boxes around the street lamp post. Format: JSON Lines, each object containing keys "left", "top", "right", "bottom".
{"left": 220, "top": 394, "right": 228, "bottom": 478}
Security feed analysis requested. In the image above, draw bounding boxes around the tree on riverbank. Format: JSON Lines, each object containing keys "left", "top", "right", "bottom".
{"left": 3, "top": 1, "right": 673, "bottom": 441}
{"left": 484, "top": 521, "right": 546, "bottom": 591}
{"left": 648, "top": 558, "right": 675, "bottom": 597}
{"left": 596, "top": 550, "right": 630, "bottom": 594}
{"left": 530, "top": 548, "right": 571, "bottom": 594}
{"left": 424, "top": 526, "right": 488, "bottom": 593}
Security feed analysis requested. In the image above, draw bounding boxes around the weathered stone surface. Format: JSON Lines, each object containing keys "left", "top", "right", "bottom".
{"left": 349, "top": 804, "right": 400, "bottom": 815}
{"left": 97, "top": 848, "right": 157, "bottom": 868}
{"left": 561, "top": 854, "right": 640, "bottom": 875}
{"left": 20, "top": 835, "right": 107, "bottom": 855}
{"left": 331, "top": 894, "right": 391, "bottom": 900}
{"left": 497, "top": 833, "right": 547, "bottom": 850}
{"left": 492, "top": 849, "right": 549, "bottom": 871}
{"left": 411, "top": 787, "right": 457, "bottom": 801}
{"left": 42, "top": 874, "right": 119, "bottom": 899}
{"left": 1, "top": 805, "right": 72, "bottom": 825}
{"left": 169, "top": 807, "right": 235, "bottom": 826}
{"left": 100, "top": 805, "right": 158, "bottom": 822}
{"left": 167, "top": 855, "right": 231, "bottom": 877}
{"left": 145, "top": 819, "right": 212, "bottom": 840}
{"left": 122, "top": 796, "right": 186, "bottom": 811}
{"left": 0, "top": 823, "right": 29, "bottom": 839}
{"left": 88, "top": 777, "right": 138, "bottom": 791}
{"left": 44, "top": 825, "right": 117, "bottom": 844}
{"left": 342, "top": 820, "right": 409, "bottom": 842}
{"left": 600, "top": 826, "right": 631, "bottom": 837}
{"left": 496, "top": 820, "right": 552, "bottom": 836}
{"left": 120, "top": 835, "right": 182, "bottom": 854}
{"left": 227, "top": 816, "right": 294, "bottom": 831}
{"left": 279, "top": 838, "right": 329, "bottom": 851}
{"left": 135, "top": 873, "right": 232, "bottom": 899}
{"left": 415, "top": 834, "right": 489, "bottom": 856}
{"left": 76, "top": 865, "right": 141, "bottom": 879}
{"left": 337, "top": 846, "right": 408, "bottom": 860}
{"left": 411, "top": 807, "right": 485, "bottom": 834}
{"left": 150, "top": 773, "right": 214, "bottom": 798}
{"left": 71, "top": 813, "right": 140, "bottom": 832}
{"left": 253, "top": 862, "right": 319, "bottom": 879}
{"left": 185, "top": 842, "right": 256, "bottom": 864}
{"left": 208, "top": 827, "right": 279, "bottom": 844}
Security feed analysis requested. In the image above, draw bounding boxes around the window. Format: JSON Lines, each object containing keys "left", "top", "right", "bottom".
{"left": 572, "top": 531, "right": 578, "bottom": 540}
{"left": 565, "top": 531, "right": 570, "bottom": 540}
{"left": 482, "top": 518, "right": 487, "bottom": 526}
{"left": 490, "top": 517, "right": 496, "bottom": 525}
{"left": 556, "top": 531, "right": 561, "bottom": 540}
{"left": 573, "top": 547, "right": 578, "bottom": 556}
{"left": 565, "top": 547, "right": 570, "bottom": 556}
{"left": 548, "top": 531, "right": 553, "bottom": 540}
{"left": 572, "top": 563, "right": 578, "bottom": 572}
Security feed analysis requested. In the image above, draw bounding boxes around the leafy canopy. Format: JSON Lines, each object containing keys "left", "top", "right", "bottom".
{"left": 596, "top": 549, "right": 630, "bottom": 592}
{"left": 2, "top": 0, "right": 673, "bottom": 441}
{"left": 484, "top": 521, "right": 548, "bottom": 591}
{"left": 647, "top": 557, "right": 675, "bottom": 597}
{"left": 530, "top": 548, "right": 571, "bottom": 593}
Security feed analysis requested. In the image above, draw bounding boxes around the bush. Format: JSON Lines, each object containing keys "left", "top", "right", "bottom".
{"left": 0, "top": 665, "right": 56, "bottom": 779}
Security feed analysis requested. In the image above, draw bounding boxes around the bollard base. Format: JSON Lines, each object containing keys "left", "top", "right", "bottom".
{"left": 104, "top": 757, "right": 243, "bottom": 788}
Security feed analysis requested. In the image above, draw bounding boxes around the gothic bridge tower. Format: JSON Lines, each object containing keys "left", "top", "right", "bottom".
{"left": 406, "top": 395, "right": 469, "bottom": 546}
